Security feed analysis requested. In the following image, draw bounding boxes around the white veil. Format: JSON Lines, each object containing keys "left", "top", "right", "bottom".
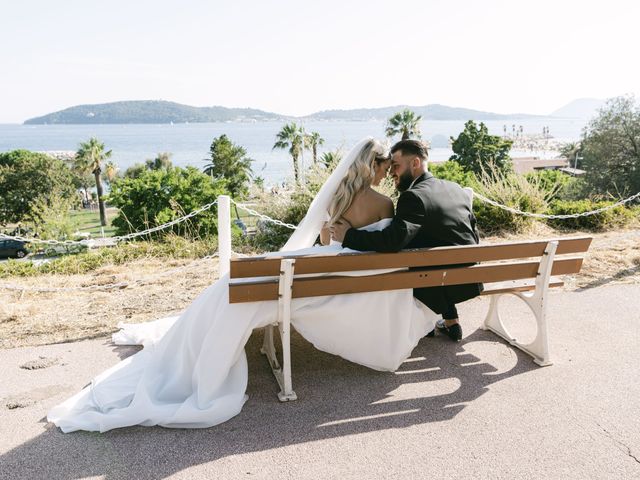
{"left": 281, "top": 137, "right": 374, "bottom": 252}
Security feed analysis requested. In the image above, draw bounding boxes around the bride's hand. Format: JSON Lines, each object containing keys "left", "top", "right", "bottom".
{"left": 320, "top": 221, "right": 330, "bottom": 245}
{"left": 330, "top": 218, "right": 352, "bottom": 243}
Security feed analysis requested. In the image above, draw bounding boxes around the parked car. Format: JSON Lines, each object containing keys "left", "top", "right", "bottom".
{"left": 0, "top": 239, "right": 29, "bottom": 259}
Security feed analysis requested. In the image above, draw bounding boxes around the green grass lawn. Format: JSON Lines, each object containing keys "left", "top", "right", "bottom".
{"left": 70, "top": 207, "right": 118, "bottom": 237}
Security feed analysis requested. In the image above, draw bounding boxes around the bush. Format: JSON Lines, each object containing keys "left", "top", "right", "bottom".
{"left": 108, "top": 166, "right": 227, "bottom": 238}
{"left": 472, "top": 164, "right": 552, "bottom": 234}
{"left": 524, "top": 170, "right": 579, "bottom": 201}
{"left": 430, "top": 161, "right": 475, "bottom": 187}
{"left": 249, "top": 190, "right": 313, "bottom": 251}
{"left": 546, "top": 200, "right": 637, "bottom": 231}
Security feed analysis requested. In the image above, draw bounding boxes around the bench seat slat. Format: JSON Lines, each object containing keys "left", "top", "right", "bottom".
{"left": 229, "top": 237, "right": 592, "bottom": 279}
{"left": 229, "top": 257, "right": 582, "bottom": 303}
{"left": 481, "top": 277, "right": 564, "bottom": 296}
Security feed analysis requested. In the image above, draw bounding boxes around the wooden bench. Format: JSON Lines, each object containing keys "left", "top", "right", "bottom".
{"left": 229, "top": 236, "right": 592, "bottom": 401}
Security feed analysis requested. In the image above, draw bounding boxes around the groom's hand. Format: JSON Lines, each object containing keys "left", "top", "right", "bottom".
{"left": 330, "top": 218, "right": 352, "bottom": 243}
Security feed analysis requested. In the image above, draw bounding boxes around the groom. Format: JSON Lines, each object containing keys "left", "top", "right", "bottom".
{"left": 330, "top": 139, "right": 483, "bottom": 341}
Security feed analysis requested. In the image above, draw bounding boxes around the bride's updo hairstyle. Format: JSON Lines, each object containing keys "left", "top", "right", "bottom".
{"left": 328, "top": 139, "right": 389, "bottom": 225}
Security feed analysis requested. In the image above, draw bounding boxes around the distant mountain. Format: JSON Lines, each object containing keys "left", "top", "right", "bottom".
{"left": 24, "top": 100, "right": 550, "bottom": 125}
{"left": 305, "top": 104, "right": 541, "bottom": 121}
{"left": 550, "top": 98, "right": 605, "bottom": 120}
{"left": 24, "top": 100, "right": 288, "bottom": 124}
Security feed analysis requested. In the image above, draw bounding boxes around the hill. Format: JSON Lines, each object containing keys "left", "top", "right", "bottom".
{"left": 24, "top": 100, "right": 288, "bottom": 124}
{"left": 305, "top": 104, "right": 541, "bottom": 121}
{"left": 550, "top": 98, "right": 605, "bottom": 120}
{"left": 24, "top": 100, "right": 549, "bottom": 125}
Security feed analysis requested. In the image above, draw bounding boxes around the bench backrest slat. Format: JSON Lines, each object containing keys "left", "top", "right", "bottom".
{"left": 229, "top": 236, "right": 592, "bottom": 279}
{"left": 229, "top": 256, "right": 583, "bottom": 303}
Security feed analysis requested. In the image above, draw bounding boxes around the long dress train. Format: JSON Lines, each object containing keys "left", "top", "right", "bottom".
{"left": 48, "top": 219, "right": 438, "bottom": 433}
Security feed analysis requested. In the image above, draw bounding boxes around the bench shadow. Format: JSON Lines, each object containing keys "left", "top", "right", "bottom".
{"left": 1, "top": 329, "right": 538, "bottom": 479}
{"left": 576, "top": 263, "right": 640, "bottom": 291}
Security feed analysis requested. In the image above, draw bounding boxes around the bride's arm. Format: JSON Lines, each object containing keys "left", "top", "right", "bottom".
{"left": 320, "top": 221, "right": 330, "bottom": 245}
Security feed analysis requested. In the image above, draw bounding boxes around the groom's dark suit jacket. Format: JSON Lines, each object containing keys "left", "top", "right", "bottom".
{"left": 342, "top": 172, "right": 483, "bottom": 315}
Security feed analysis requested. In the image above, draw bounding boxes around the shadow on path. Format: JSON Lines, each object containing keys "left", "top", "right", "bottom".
{"left": 1, "top": 328, "right": 538, "bottom": 479}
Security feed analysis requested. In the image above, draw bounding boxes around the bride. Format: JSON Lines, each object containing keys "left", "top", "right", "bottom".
{"left": 48, "top": 138, "right": 439, "bottom": 433}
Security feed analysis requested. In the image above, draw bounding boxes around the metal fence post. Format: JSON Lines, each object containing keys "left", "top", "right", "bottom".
{"left": 218, "top": 195, "right": 231, "bottom": 277}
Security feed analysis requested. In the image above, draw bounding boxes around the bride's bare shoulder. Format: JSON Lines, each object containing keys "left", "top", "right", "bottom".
{"left": 351, "top": 188, "right": 393, "bottom": 219}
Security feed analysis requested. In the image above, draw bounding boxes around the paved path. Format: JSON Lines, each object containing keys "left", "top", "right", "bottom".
{"left": 1, "top": 284, "right": 639, "bottom": 479}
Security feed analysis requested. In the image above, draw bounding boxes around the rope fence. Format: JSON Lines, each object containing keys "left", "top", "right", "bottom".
{"left": 2, "top": 189, "right": 639, "bottom": 293}
{"left": 472, "top": 190, "right": 640, "bottom": 219}
{"left": 2, "top": 190, "right": 639, "bottom": 248}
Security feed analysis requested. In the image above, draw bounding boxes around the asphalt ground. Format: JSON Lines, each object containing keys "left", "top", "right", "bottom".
{"left": 1, "top": 283, "right": 639, "bottom": 479}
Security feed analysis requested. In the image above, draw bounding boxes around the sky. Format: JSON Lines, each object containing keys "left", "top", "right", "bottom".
{"left": 1, "top": 0, "right": 639, "bottom": 123}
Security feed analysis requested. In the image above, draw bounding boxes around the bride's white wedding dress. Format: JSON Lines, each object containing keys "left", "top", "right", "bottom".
{"left": 48, "top": 140, "right": 439, "bottom": 433}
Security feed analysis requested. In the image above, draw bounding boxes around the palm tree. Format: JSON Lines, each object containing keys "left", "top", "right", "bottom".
{"left": 560, "top": 141, "right": 581, "bottom": 168}
{"left": 74, "top": 137, "right": 112, "bottom": 226}
{"left": 104, "top": 161, "right": 119, "bottom": 185}
{"left": 319, "top": 150, "right": 342, "bottom": 171}
{"left": 305, "top": 131, "right": 325, "bottom": 163}
{"left": 273, "top": 122, "right": 304, "bottom": 183}
{"left": 385, "top": 109, "right": 422, "bottom": 140}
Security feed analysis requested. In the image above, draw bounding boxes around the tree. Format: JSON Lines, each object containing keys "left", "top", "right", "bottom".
{"left": 74, "top": 137, "right": 112, "bottom": 226}
{"left": 385, "top": 109, "right": 422, "bottom": 140}
{"left": 123, "top": 163, "right": 146, "bottom": 179}
{"left": 449, "top": 120, "right": 513, "bottom": 176}
{"left": 305, "top": 131, "right": 324, "bottom": 163}
{"left": 273, "top": 123, "right": 304, "bottom": 183}
{"left": 580, "top": 95, "right": 640, "bottom": 197}
{"left": 203, "top": 135, "right": 253, "bottom": 199}
{"left": 0, "top": 150, "right": 77, "bottom": 225}
{"left": 145, "top": 152, "right": 173, "bottom": 171}
{"left": 108, "top": 166, "right": 227, "bottom": 237}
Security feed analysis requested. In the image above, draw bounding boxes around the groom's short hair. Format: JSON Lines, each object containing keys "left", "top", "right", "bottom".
{"left": 391, "top": 140, "right": 429, "bottom": 161}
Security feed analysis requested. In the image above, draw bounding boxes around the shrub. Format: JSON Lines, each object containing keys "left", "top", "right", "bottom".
{"left": 472, "top": 164, "right": 552, "bottom": 234}
{"left": 249, "top": 190, "right": 313, "bottom": 251}
{"left": 430, "top": 161, "right": 475, "bottom": 187}
{"left": 524, "top": 170, "right": 578, "bottom": 201}
{"left": 546, "top": 200, "right": 636, "bottom": 231}
{"left": 108, "top": 166, "right": 227, "bottom": 238}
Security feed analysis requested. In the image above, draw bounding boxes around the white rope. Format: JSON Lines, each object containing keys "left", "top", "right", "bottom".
{"left": 0, "top": 197, "right": 300, "bottom": 246}
{"left": 472, "top": 190, "right": 640, "bottom": 219}
{"left": 0, "top": 199, "right": 220, "bottom": 246}
{"left": 6, "top": 185, "right": 632, "bottom": 250}
{"left": 231, "top": 200, "right": 298, "bottom": 230}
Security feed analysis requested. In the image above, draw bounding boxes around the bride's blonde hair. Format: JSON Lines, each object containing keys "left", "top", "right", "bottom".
{"left": 328, "top": 139, "right": 389, "bottom": 225}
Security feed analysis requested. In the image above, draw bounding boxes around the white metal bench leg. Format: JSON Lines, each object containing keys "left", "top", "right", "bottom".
{"left": 482, "top": 241, "right": 558, "bottom": 366}
{"left": 260, "top": 324, "right": 280, "bottom": 371}
{"left": 260, "top": 259, "right": 297, "bottom": 401}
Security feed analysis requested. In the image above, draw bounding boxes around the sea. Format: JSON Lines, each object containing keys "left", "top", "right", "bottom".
{"left": 0, "top": 118, "right": 587, "bottom": 186}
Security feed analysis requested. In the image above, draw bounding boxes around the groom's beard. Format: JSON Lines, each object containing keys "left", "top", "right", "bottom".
{"left": 396, "top": 170, "right": 416, "bottom": 192}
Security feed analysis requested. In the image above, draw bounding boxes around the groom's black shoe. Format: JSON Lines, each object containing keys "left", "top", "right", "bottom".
{"left": 436, "top": 319, "right": 462, "bottom": 342}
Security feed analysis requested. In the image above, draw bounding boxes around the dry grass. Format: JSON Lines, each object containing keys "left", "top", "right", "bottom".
{"left": 0, "top": 257, "right": 218, "bottom": 349}
{"left": 2, "top": 227, "right": 640, "bottom": 349}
